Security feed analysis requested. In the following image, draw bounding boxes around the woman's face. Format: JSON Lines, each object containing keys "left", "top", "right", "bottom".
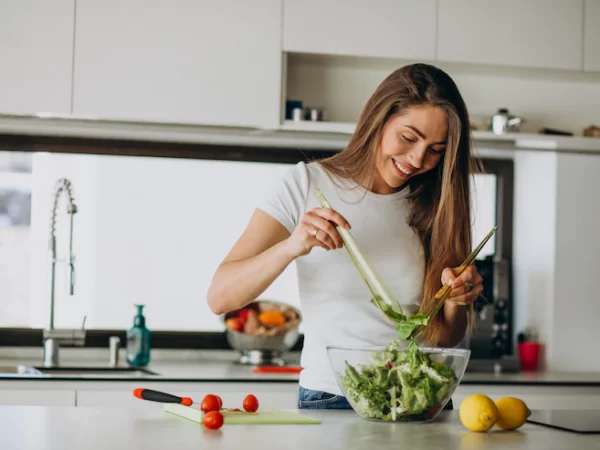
{"left": 373, "top": 105, "right": 448, "bottom": 195}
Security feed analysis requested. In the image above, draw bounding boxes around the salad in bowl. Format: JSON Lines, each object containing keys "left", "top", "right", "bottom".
{"left": 327, "top": 339, "right": 470, "bottom": 422}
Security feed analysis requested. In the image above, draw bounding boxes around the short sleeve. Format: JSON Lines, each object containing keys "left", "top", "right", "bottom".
{"left": 255, "top": 161, "right": 310, "bottom": 234}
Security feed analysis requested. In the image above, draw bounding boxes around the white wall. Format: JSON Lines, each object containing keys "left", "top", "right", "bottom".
{"left": 508, "top": 150, "right": 600, "bottom": 373}
{"left": 27, "top": 154, "right": 301, "bottom": 331}
{"left": 551, "top": 153, "right": 600, "bottom": 371}
{"left": 287, "top": 54, "right": 600, "bottom": 135}
{"left": 90, "top": 156, "right": 301, "bottom": 331}
{"left": 23, "top": 153, "right": 496, "bottom": 332}
{"left": 511, "top": 151, "right": 558, "bottom": 371}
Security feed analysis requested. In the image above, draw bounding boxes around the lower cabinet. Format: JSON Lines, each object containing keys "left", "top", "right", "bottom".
{"left": 0, "top": 388, "right": 76, "bottom": 406}
{"left": 2, "top": 380, "right": 600, "bottom": 411}
{"left": 75, "top": 382, "right": 300, "bottom": 410}
{"left": 75, "top": 383, "right": 600, "bottom": 410}
{"left": 453, "top": 385, "right": 600, "bottom": 410}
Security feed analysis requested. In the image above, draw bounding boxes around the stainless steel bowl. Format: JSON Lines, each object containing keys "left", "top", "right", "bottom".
{"left": 222, "top": 300, "right": 302, "bottom": 366}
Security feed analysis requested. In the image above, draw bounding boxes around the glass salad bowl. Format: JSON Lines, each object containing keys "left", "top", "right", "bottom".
{"left": 327, "top": 340, "right": 471, "bottom": 423}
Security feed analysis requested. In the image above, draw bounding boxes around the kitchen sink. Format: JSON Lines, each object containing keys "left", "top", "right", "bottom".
{"left": 33, "top": 366, "right": 160, "bottom": 377}
{"left": 0, "top": 365, "right": 159, "bottom": 378}
{"left": 0, "top": 365, "right": 43, "bottom": 376}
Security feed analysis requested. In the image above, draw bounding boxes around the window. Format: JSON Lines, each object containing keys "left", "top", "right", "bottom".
{"left": 471, "top": 172, "right": 497, "bottom": 258}
{"left": 0, "top": 151, "right": 32, "bottom": 327}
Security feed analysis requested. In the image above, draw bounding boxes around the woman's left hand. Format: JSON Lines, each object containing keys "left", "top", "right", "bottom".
{"left": 441, "top": 265, "right": 484, "bottom": 306}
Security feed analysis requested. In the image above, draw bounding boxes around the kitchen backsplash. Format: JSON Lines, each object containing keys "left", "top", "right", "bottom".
{"left": 1, "top": 151, "right": 496, "bottom": 333}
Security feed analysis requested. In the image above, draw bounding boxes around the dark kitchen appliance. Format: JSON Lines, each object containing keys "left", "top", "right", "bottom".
{"left": 461, "top": 255, "right": 516, "bottom": 371}
{"left": 463, "top": 159, "right": 517, "bottom": 372}
{"left": 527, "top": 410, "right": 600, "bottom": 434}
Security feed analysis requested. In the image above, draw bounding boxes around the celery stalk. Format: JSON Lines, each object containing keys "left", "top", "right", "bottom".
{"left": 314, "top": 188, "right": 403, "bottom": 315}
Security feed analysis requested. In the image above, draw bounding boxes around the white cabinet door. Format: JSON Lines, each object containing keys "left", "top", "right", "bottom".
{"left": 73, "top": 0, "right": 282, "bottom": 129}
{"left": 0, "top": 389, "right": 75, "bottom": 406}
{"left": 76, "top": 382, "right": 299, "bottom": 409}
{"left": 283, "top": 0, "right": 436, "bottom": 61}
{"left": 0, "top": 0, "right": 74, "bottom": 115}
{"left": 438, "top": 0, "right": 584, "bottom": 71}
{"left": 584, "top": 0, "right": 600, "bottom": 71}
{"left": 454, "top": 385, "right": 600, "bottom": 410}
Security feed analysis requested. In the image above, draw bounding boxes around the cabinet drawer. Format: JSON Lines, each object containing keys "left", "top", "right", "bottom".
{"left": 283, "top": 0, "right": 436, "bottom": 61}
{"left": 453, "top": 385, "right": 600, "bottom": 410}
{"left": 438, "top": 0, "right": 584, "bottom": 70}
{"left": 73, "top": 0, "right": 283, "bottom": 128}
{"left": 76, "top": 382, "right": 300, "bottom": 410}
{"left": 0, "top": 388, "right": 75, "bottom": 406}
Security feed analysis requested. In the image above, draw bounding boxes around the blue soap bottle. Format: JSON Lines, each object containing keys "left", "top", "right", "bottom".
{"left": 126, "top": 304, "right": 151, "bottom": 367}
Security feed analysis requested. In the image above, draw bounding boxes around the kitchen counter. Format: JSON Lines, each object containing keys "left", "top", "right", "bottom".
{"left": 1, "top": 348, "right": 600, "bottom": 385}
{"left": 1, "top": 405, "right": 598, "bottom": 450}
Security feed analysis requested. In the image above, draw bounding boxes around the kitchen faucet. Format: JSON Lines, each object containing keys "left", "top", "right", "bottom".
{"left": 42, "top": 178, "right": 86, "bottom": 367}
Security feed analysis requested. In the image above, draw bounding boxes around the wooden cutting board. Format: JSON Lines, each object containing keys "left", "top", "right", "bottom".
{"left": 163, "top": 404, "right": 321, "bottom": 425}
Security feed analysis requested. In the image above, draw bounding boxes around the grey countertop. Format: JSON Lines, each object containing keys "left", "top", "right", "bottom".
{"left": 1, "top": 405, "right": 599, "bottom": 450}
{"left": 2, "top": 347, "right": 600, "bottom": 385}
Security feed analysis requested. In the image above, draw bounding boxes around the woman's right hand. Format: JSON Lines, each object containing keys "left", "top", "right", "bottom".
{"left": 285, "top": 207, "right": 351, "bottom": 258}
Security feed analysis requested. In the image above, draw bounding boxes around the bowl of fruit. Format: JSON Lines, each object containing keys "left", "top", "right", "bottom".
{"left": 327, "top": 339, "right": 470, "bottom": 423}
{"left": 222, "top": 299, "right": 302, "bottom": 365}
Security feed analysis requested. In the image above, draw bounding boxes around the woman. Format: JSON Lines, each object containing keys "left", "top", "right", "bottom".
{"left": 207, "top": 63, "right": 484, "bottom": 410}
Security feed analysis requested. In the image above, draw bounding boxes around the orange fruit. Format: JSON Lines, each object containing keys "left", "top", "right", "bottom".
{"left": 258, "top": 311, "right": 286, "bottom": 327}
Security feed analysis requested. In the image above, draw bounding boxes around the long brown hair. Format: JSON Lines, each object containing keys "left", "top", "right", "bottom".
{"left": 319, "top": 63, "right": 481, "bottom": 346}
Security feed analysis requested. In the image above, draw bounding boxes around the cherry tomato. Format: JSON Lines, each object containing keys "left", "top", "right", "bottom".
{"left": 202, "top": 410, "right": 224, "bottom": 430}
{"left": 201, "top": 394, "right": 221, "bottom": 413}
{"left": 215, "top": 395, "right": 223, "bottom": 410}
{"left": 243, "top": 394, "right": 259, "bottom": 412}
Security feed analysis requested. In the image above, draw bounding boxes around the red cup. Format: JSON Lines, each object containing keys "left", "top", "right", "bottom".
{"left": 518, "top": 342, "right": 541, "bottom": 371}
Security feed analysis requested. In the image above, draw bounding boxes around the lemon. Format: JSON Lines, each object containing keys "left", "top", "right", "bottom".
{"left": 459, "top": 394, "right": 499, "bottom": 432}
{"left": 494, "top": 397, "right": 531, "bottom": 430}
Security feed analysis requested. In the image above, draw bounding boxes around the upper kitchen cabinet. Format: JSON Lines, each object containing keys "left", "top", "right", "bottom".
{"left": 73, "top": 0, "right": 282, "bottom": 129}
{"left": 438, "top": 0, "right": 584, "bottom": 71}
{"left": 584, "top": 0, "right": 600, "bottom": 72}
{"left": 283, "top": 0, "right": 436, "bottom": 61}
{"left": 0, "top": 0, "right": 74, "bottom": 115}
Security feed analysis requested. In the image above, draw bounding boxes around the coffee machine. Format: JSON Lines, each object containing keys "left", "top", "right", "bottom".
{"left": 461, "top": 255, "right": 519, "bottom": 372}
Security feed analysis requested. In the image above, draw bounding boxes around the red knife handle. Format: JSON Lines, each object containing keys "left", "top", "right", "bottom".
{"left": 133, "top": 388, "right": 193, "bottom": 406}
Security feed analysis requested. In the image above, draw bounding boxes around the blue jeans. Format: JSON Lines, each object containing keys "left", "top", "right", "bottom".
{"left": 298, "top": 386, "right": 353, "bottom": 409}
{"left": 298, "top": 386, "right": 454, "bottom": 411}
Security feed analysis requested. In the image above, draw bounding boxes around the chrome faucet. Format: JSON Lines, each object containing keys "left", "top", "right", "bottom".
{"left": 43, "top": 178, "right": 85, "bottom": 367}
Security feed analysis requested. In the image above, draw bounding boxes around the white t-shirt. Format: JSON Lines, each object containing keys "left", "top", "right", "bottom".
{"left": 256, "top": 161, "right": 425, "bottom": 396}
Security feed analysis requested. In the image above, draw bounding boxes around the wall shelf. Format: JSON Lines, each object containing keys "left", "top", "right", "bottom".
{"left": 279, "top": 120, "right": 355, "bottom": 134}
{"left": 0, "top": 113, "right": 599, "bottom": 156}
{"left": 279, "top": 120, "right": 600, "bottom": 153}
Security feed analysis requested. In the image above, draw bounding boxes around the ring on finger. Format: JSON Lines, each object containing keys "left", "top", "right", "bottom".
{"left": 464, "top": 281, "right": 473, "bottom": 293}
{"left": 312, "top": 228, "right": 319, "bottom": 238}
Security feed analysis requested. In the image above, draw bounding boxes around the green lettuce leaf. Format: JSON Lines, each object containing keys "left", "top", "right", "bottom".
{"left": 341, "top": 338, "right": 458, "bottom": 420}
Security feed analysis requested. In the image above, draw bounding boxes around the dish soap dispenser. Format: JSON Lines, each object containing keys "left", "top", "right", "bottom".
{"left": 126, "top": 304, "right": 151, "bottom": 367}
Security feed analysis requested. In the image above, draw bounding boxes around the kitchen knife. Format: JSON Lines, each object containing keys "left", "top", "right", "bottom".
{"left": 133, "top": 388, "right": 193, "bottom": 406}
